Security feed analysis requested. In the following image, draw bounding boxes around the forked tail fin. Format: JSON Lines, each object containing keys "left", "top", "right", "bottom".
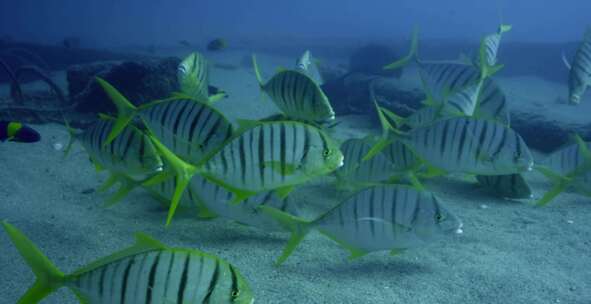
{"left": 258, "top": 206, "right": 311, "bottom": 265}
{"left": 2, "top": 221, "right": 65, "bottom": 304}
{"left": 384, "top": 28, "right": 419, "bottom": 70}
{"left": 95, "top": 77, "right": 138, "bottom": 146}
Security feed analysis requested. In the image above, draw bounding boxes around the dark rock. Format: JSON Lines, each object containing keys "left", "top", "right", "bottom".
{"left": 323, "top": 72, "right": 424, "bottom": 118}
{"left": 0, "top": 41, "right": 141, "bottom": 83}
{"left": 348, "top": 44, "right": 402, "bottom": 78}
{"left": 68, "top": 57, "right": 180, "bottom": 113}
{"left": 487, "top": 77, "right": 591, "bottom": 153}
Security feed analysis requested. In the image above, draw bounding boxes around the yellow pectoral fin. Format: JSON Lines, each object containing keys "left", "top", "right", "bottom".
{"left": 275, "top": 185, "right": 294, "bottom": 199}
{"left": 264, "top": 161, "right": 297, "bottom": 176}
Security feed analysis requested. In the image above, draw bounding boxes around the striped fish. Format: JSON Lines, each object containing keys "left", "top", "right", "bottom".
{"left": 69, "top": 119, "right": 163, "bottom": 181}
{"left": 402, "top": 105, "right": 443, "bottom": 129}
{"left": 2, "top": 221, "right": 254, "bottom": 304}
{"left": 475, "top": 24, "right": 512, "bottom": 77}
{"left": 96, "top": 78, "right": 233, "bottom": 165}
{"left": 335, "top": 137, "right": 395, "bottom": 188}
{"left": 536, "top": 137, "right": 591, "bottom": 205}
{"left": 147, "top": 173, "right": 300, "bottom": 231}
{"left": 400, "top": 117, "right": 533, "bottom": 175}
{"left": 382, "top": 30, "right": 483, "bottom": 116}
{"left": 371, "top": 111, "right": 533, "bottom": 175}
{"left": 381, "top": 140, "right": 423, "bottom": 173}
{"left": 261, "top": 184, "right": 462, "bottom": 264}
{"left": 295, "top": 50, "right": 324, "bottom": 85}
{"left": 140, "top": 99, "right": 233, "bottom": 165}
{"left": 563, "top": 28, "right": 591, "bottom": 104}
{"left": 252, "top": 55, "right": 335, "bottom": 124}
{"left": 202, "top": 120, "right": 344, "bottom": 195}
{"left": 418, "top": 62, "right": 483, "bottom": 116}
{"left": 476, "top": 174, "right": 533, "bottom": 199}
{"left": 177, "top": 52, "right": 209, "bottom": 102}
{"left": 148, "top": 120, "right": 343, "bottom": 226}
{"left": 475, "top": 77, "right": 510, "bottom": 126}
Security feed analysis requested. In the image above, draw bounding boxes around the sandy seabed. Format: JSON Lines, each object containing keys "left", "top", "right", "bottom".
{"left": 1, "top": 50, "right": 590, "bottom": 304}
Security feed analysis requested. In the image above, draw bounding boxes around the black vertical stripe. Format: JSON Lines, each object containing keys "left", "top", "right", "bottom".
{"left": 187, "top": 104, "right": 206, "bottom": 142}
{"left": 491, "top": 127, "right": 508, "bottom": 158}
{"left": 98, "top": 265, "right": 107, "bottom": 298}
{"left": 368, "top": 188, "right": 375, "bottom": 237}
{"left": 269, "top": 125, "right": 275, "bottom": 183}
{"left": 291, "top": 124, "right": 299, "bottom": 165}
{"left": 475, "top": 120, "right": 489, "bottom": 160}
{"left": 120, "top": 257, "right": 135, "bottom": 304}
{"left": 203, "top": 261, "right": 220, "bottom": 303}
{"left": 145, "top": 252, "right": 161, "bottom": 303}
{"left": 177, "top": 254, "right": 191, "bottom": 304}
{"left": 162, "top": 252, "right": 176, "bottom": 298}
{"left": 279, "top": 123, "right": 287, "bottom": 178}
{"left": 201, "top": 117, "right": 223, "bottom": 149}
{"left": 159, "top": 103, "right": 173, "bottom": 130}
{"left": 229, "top": 265, "right": 240, "bottom": 300}
{"left": 196, "top": 110, "right": 214, "bottom": 147}
{"left": 258, "top": 126, "right": 266, "bottom": 187}
{"left": 238, "top": 134, "right": 247, "bottom": 185}
{"left": 439, "top": 119, "right": 450, "bottom": 156}
{"left": 456, "top": 120, "right": 469, "bottom": 162}
{"left": 138, "top": 135, "right": 146, "bottom": 167}
{"left": 172, "top": 101, "right": 190, "bottom": 136}
{"left": 121, "top": 128, "right": 135, "bottom": 160}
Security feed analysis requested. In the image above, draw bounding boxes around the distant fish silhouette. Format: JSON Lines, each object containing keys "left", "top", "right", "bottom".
{"left": 0, "top": 121, "right": 40, "bottom": 143}
{"left": 207, "top": 38, "right": 227, "bottom": 51}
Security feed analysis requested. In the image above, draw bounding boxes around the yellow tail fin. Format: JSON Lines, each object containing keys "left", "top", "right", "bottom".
{"left": 2, "top": 221, "right": 65, "bottom": 304}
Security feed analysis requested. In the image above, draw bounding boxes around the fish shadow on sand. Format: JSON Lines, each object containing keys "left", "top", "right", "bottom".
{"left": 172, "top": 223, "right": 289, "bottom": 247}
{"left": 281, "top": 255, "right": 433, "bottom": 279}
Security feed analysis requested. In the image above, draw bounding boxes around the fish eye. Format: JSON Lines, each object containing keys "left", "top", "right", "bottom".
{"left": 435, "top": 213, "right": 444, "bottom": 222}
{"left": 323, "top": 149, "right": 332, "bottom": 157}
{"left": 232, "top": 290, "right": 240, "bottom": 298}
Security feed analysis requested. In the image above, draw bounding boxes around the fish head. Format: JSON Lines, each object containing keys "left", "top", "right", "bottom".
{"left": 297, "top": 50, "right": 311, "bottom": 70}
{"left": 413, "top": 195, "right": 462, "bottom": 240}
{"left": 302, "top": 133, "right": 344, "bottom": 176}
{"left": 569, "top": 91, "right": 582, "bottom": 105}
{"left": 485, "top": 132, "right": 534, "bottom": 173}
{"left": 178, "top": 52, "right": 208, "bottom": 98}
{"left": 229, "top": 264, "right": 255, "bottom": 304}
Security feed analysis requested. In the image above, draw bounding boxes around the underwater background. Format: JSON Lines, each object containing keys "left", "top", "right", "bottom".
{"left": 1, "top": 1, "right": 591, "bottom": 303}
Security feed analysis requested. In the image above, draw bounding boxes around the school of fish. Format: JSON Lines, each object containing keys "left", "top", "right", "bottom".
{"left": 3, "top": 24, "right": 591, "bottom": 304}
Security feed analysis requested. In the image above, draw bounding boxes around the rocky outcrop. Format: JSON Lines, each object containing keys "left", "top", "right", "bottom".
{"left": 348, "top": 44, "right": 402, "bottom": 78}
{"left": 67, "top": 57, "right": 180, "bottom": 113}
{"left": 323, "top": 72, "right": 424, "bottom": 118}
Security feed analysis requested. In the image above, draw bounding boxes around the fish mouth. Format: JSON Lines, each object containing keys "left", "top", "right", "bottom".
{"left": 454, "top": 222, "right": 464, "bottom": 235}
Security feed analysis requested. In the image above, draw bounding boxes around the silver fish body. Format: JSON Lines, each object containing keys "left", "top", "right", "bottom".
{"left": 418, "top": 62, "right": 483, "bottom": 116}
{"left": 76, "top": 120, "right": 163, "bottom": 180}
{"left": 202, "top": 121, "right": 344, "bottom": 194}
{"left": 566, "top": 28, "right": 591, "bottom": 104}
{"left": 148, "top": 173, "right": 300, "bottom": 231}
{"left": 335, "top": 137, "right": 394, "bottom": 186}
{"left": 314, "top": 185, "right": 462, "bottom": 253}
{"left": 476, "top": 77, "right": 510, "bottom": 126}
{"left": 401, "top": 117, "right": 533, "bottom": 175}
{"left": 140, "top": 99, "right": 233, "bottom": 165}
